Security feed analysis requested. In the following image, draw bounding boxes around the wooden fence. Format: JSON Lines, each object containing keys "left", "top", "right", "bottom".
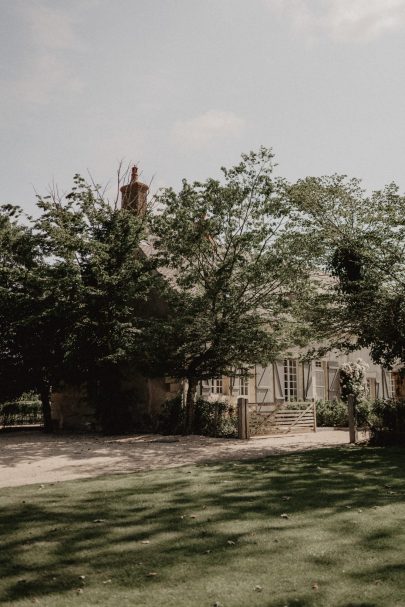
{"left": 238, "top": 400, "right": 317, "bottom": 438}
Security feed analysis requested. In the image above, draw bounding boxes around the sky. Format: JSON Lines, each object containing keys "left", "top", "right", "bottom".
{"left": 1, "top": 0, "right": 405, "bottom": 215}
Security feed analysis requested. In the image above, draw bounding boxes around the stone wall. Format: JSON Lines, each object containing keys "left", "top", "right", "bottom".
{"left": 51, "top": 385, "right": 98, "bottom": 431}
{"left": 51, "top": 374, "right": 181, "bottom": 433}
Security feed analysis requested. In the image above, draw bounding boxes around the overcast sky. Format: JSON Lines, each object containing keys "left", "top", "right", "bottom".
{"left": 2, "top": 0, "right": 405, "bottom": 215}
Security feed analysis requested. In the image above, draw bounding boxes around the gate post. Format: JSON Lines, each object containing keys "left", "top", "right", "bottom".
{"left": 348, "top": 394, "right": 358, "bottom": 444}
{"left": 238, "top": 398, "right": 250, "bottom": 440}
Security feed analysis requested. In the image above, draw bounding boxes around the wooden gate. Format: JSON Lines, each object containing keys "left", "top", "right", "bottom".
{"left": 240, "top": 401, "right": 317, "bottom": 438}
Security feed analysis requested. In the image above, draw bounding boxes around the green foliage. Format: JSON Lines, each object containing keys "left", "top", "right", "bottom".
{"left": 287, "top": 175, "right": 405, "bottom": 366}
{"left": 158, "top": 396, "right": 185, "bottom": 434}
{"left": 0, "top": 396, "right": 42, "bottom": 426}
{"left": 158, "top": 396, "right": 238, "bottom": 438}
{"left": 0, "top": 175, "right": 155, "bottom": 432}
{"left": 35, "top": 175, "right": 153, "bottom": 379}
{"left": 316, "top": 400, "right": 349, "bottom": 427}
{"left": 356, "top": 399, "right": 373, "bottom": 427}
{"left": 369, "top": 398, "right": 405, "bottom": 444}
{"left": 339, "top": 359, "right": 368, "bottom": 404}
{"left": 0, "top": 205, "right": 44, "bottom": 403}
{"left": 194, "top": 398, "right": 238, "bottom": 438}
{"left": 316, "top": 399, "right": 372, "bottom": 428}
{"left": 150, "top": 148, "right": 313, "bottom": 431}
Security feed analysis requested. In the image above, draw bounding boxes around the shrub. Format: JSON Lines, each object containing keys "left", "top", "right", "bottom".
{"left": 316, "top": 400, "right": 348, "bottom": 427}
{"left": 356, "top": 399, "right": 372, "bottom": 427}
{"left": 369, "top": 398, "right": 405, "bottom": 444}
{"left": 316, "top": 399, "right": 372, "bottom": 428}
{"left": 158, "top": 396, "right": 184, "bottom": 434}
{"left": 0, "top": 395, "right": 42, "bottom": 427}
{"left": 194, "top": 398, "right": 238, "bottom": 438}
{"left": 339, "top": 359, "right": 368, "bottom": 405}
{"left": 158, "top": 396, "right": 238, "bottom": 438}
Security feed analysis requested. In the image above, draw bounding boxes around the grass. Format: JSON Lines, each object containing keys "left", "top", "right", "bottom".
{"left": 1, "top": 446, "right": 405, "bottom": 607}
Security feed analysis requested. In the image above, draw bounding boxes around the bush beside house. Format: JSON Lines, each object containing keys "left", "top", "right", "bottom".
{"left": 369, "top": 398, "right": 405, "bottom": 444}
{"left": 316, "top": 399, "right": 372, "bottom": 428}
{"left": 158, "top": 396, "right": 238, "bottom": 438}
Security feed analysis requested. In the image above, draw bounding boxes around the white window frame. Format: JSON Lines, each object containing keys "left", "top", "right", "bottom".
{"left": 239, "top": 375, "right": 249, "bottom": 397}
{"left": 284, "top": 359, "right": 298, "bottom": 402}
{"left": 211, "top": 378, "right": 223, "bottom": 394}
{"left": 387, "top": 372, "right": 396, "bottom": 398}
{"left": 314, "top": 361, "right": 325, "bottom": 400}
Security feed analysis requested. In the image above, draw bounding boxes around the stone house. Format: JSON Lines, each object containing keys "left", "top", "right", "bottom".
{"left": 198, "top": 348, "right": 401, "bottom": 409}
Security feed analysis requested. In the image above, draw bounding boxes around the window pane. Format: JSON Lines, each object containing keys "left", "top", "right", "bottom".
{"left": 284, "top": 359, "right": 298, "bottom": 402}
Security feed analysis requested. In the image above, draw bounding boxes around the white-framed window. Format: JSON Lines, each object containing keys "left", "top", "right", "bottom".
{"left": 314, "top": 361, "right": 325, "bottom": 400}
{"left": 284, "top": 359, "right": 298, "bottom": 401}
{"left": 230, "top": 369, "right": 249, "bottom": 397}
{"left": 366, "top": 377, "right": 376, "bottom": 400}
{"left": 211, "top": 378, "right": 223, "bottom": 394}
{"left": 387, "top": 372, "right": 396, "bottom": 398}
{"left": 240, "top": 375, "right": 249, "bottom": 397}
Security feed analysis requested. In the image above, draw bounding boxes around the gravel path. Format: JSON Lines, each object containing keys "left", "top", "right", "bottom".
{"left": 0, "top": 428, "right": 362, "bottom": 488}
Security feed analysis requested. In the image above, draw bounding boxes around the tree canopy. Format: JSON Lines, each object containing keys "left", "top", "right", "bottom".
{"left": 0, "top": 205, "right": 44, "bottom": 402}
{"left": 287, "top": 175, "right": 405, "bottom": 367}
{"left": 4, "top": 151, "right": 405, "bottom": 435}
{"left": 0, "top": 175, "right": 154, "bottom": 431}
{"left": 149, "top": 148, "right": 313, "bottom": 430}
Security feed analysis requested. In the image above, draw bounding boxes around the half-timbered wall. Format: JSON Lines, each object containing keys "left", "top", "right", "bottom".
{"left": 200, "top": 347, "right": 397, "bottom": 408}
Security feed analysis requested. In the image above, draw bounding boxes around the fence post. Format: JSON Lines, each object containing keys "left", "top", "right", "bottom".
{"left": 347, "top": 394, "right": 358, "bottom": 444}
{"left": 313, "top": 401, "right": 317, "bottom": 433}
{"left": 238, "top": 398, "right": 249, "bottom": 440}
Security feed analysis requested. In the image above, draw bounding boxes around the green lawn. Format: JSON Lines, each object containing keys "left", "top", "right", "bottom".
{"left": 1, "top": 446, "right": 405, "bottom": 607}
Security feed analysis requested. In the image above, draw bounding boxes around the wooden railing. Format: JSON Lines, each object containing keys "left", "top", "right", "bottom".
{"left": 242, "top": 401, "right": 316, "bottom": 437}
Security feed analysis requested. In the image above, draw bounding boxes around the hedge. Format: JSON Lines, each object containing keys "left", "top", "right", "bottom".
{"left": 0, "top": 399, "right": 43, "bottom": 427}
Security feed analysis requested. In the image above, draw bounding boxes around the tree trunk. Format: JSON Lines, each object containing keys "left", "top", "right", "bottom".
{"left": 40, "top": 381, "right": 53, "bottom": 433}
{"left": 184, "top": 378, "right": 198, "bottom": 434}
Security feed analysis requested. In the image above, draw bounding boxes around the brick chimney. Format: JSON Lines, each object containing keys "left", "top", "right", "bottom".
{"left": 120, "top": 166, "right": 149, "bottom": 215}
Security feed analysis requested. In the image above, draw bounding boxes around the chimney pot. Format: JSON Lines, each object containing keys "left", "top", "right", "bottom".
{"left": 120, "top": 163, "right": 148, "bottom": 216}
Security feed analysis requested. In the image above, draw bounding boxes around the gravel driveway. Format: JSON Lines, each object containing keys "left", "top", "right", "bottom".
{"left": 0, "top": 428, "right": 361, "bottom": 488}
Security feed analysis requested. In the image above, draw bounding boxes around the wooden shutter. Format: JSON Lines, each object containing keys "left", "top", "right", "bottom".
{"left": 367, "top": 378, "right": 376, "bottom": 400}
{"left": 256, "top": 365, "right": 272, "bottom": 404}
{"left": 302, "top": 361, "right": 313, "bottom": 400}
{"left": 201, "top": 379, "right": 211, "bottom": 398}
{"left": 273, "top": 360, "right": 285, "bottom": 402}
{"left": 381, "top": 369, "right": 389, "bottom": 398}
{"left": 229, "top": 375, "right": 238, "bottom": 397}
{"left": 328, "top": 362, "right": 340, "bottom": 401}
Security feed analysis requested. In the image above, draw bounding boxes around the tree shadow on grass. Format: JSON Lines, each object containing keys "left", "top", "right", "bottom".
{"left": 0, "top": 445, "right": 404, "bottom": 606}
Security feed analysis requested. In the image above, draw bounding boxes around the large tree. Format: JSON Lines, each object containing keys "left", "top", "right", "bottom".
{"left": 287, "top": 175, "right": 405, "bottom": 367}
{"left": 34, "top": 174, "right": 155, "bottom": 431}
{"left": 0, "top": 175, "right": 155, "bottom": 432}
{"left": 0, "top": 205, "right": 45, "bottom": 405}
{"left": 149, "top": 148, "right": 312, "bottom": 432}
